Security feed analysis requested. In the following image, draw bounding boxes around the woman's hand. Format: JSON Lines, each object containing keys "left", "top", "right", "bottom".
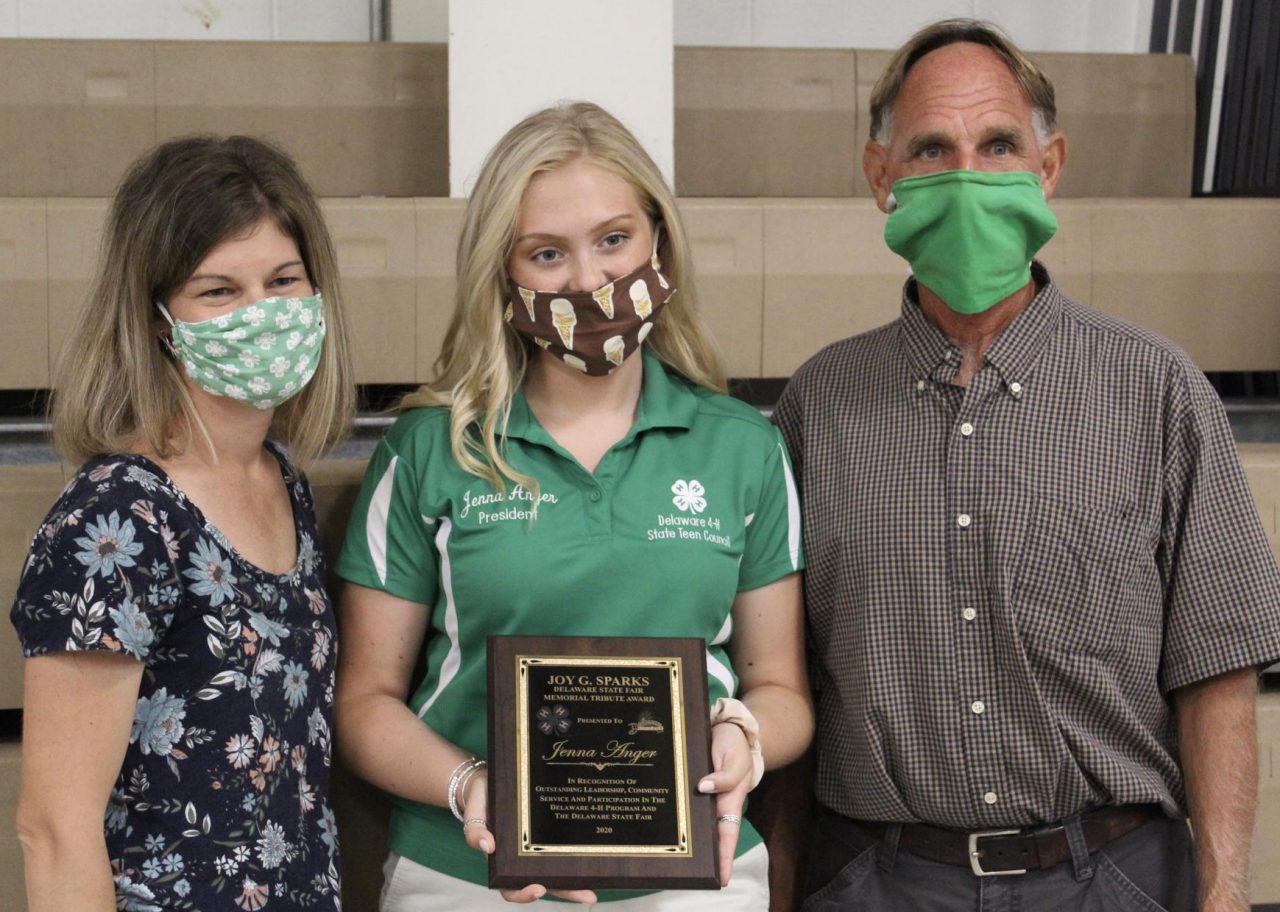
{"left": 698, "top": 721, "right": 755, "bottom": 886}
{"left": 458, "top": 771, "right": 598, "bottom": 905}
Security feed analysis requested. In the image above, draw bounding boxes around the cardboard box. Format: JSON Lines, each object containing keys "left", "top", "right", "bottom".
{"left": 761, "top": 199, "right": 904, "bottom": 376}
{"left": 0, "top": 740, "right": 24, "bottom": 912}
{"left": 851, "top": 48, "right": 892, "bottom": 199}
{"left": 0, "top": 40, "right": 157, "bottom": 197}
{"left": 307, "top": 458, "right": 369, "bottom": 564}
{"left": 155, "top": 42, "right": 448, "bottom": 198}
{"left": 323, "top": 199, "right": 419, "bottom": 384}
{"left": 0, "top": 200, "right": 50, "bottom": 389}
{"left": 1240, "top": 444, "right": 1280, "bottom": 564}
{"left": 1254, "top": 691, "right": 1280, "bottom": 904}
{"left": 757, "top": 197, "right": 1280, "bottom": 377}
{"left": 853, "top": 50, "right": 1194, "bottom": 200}
{"left": 675, "top": 48, "right": 859, "bottom": 198}
{"left": 45, "top": 199, "right": 110, "bottom": 376}
{"left": 414, "top": 198, "right": 466, "bottom": 382}
{"left": 1090, "top": 199, "right": 1280, "bottom": 371}
{"left": 1037, "top": 52, "right": 1194, "bottom": 199}
{"left": 0, "top": 464, "right": 70, "bottom": 711}
{"left": 1035, "top": 199, "right": 1095, "bottom": 307}
{"left": 683, "top": 200, "right": 765, "bottom": 377}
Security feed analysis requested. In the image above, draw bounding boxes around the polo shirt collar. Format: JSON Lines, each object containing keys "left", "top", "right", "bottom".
{"left": 502, "top": 350, "right": 698, "bottom": 447}
{"left": 981, "top": 261, "right": 1063, "bottom": 386}
{"left": 898, "top": 260, "right": 1063, "bottom": 387}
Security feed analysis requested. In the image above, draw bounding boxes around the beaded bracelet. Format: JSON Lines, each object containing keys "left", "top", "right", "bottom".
{"left": 447, "top": 757, "right": 485, "bottom": 821}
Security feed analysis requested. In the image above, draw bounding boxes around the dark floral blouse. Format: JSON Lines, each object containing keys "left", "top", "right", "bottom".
{"left": 10, "top": 447, "right": 341, "bottom": 911}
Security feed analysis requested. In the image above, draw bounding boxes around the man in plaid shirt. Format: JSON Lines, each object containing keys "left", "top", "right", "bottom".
{"left": 774, "top": 18, "right": 1280, "bottom": 912}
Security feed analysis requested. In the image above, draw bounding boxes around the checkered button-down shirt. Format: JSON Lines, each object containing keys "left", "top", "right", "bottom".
{"left": 774, "top": 263, "right": 1280, "bottom": 828}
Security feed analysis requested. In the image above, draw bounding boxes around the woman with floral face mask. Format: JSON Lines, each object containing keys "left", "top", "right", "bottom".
{"left": 334, "top": 102, "right": 813, "bottom": 910}
{"left": 11, "top": 135, "right": 354, "bottom": 911}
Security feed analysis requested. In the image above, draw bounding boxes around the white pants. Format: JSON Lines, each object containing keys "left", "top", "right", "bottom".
{"left": 380, "top": 843, "right": 770, "bottom": 912}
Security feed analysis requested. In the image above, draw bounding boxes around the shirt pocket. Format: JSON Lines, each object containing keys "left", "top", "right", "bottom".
{"left": 1012, "top": 495, "right": 1157, "bottom": 658}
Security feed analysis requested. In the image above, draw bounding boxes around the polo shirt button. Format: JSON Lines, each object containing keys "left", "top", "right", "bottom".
{"left": 956, "top": 513, "right": 972, "bottom": 529}
{"left": 962, "top": 608, "right": 977, "bottom": 621}
{"left": 971, "top": 700, "right": 985, "bottom": 715}
{"left": 983, "top": 791, "right": 999, "bottom": 805}
{"left": 588, "top": 489, "right": 602, "bottom": 502}
{"left": 959, "top": 422, "right": 975, "bottom": 437}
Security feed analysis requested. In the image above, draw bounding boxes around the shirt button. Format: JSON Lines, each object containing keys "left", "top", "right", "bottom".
{"left": 1009, "top": 381, "right": 1024, "bottom": 397}
{"left": 959, "top": 422, "right": 975, "bottom": 437}
{"left": 962, "top": 608, "right": 977, "bottom": 621}
{"left": 983, "top": 791, "right": 999, "bottom": 805}
{"left": 956, "top": 513, "right": 972, "bottom": 528}
{"left": 915, "top": 379, "right": 926, "bottom": 392}
{"left": 588, "top": 489, "right": 602, "bottom": 502}
{"left": 971, "top": 700, "right": 986, "bottom": 715}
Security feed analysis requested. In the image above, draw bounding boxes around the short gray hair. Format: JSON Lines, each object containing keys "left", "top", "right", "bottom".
{"left": 869, "top": 18, "right": 1058, "bottom": 146}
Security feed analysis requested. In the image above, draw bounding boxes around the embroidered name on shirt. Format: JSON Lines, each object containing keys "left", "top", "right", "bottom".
{"left": 460, "top": 485, "right": 560, "bottom": 524}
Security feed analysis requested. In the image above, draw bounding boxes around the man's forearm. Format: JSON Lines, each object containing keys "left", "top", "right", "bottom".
{"left": 1175, "top": 666, "right": 1259, "bottom": 912}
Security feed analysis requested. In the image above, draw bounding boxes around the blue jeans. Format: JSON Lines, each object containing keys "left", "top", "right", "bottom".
{"left": 802, "top": 805, "right": 1197, "bottom": 912}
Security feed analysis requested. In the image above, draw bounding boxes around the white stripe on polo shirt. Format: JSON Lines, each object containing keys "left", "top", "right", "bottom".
{"left": 779, "top": 442, "right": 801, "bottom": 570}
{"left": 418, "top": 518, "right": 461, "bottom": 720}
{"left": 367, "top": 455, "right": 398, "bottom": 585}
{"left": 708, "top": 613, "right": 736, "bottom": 698}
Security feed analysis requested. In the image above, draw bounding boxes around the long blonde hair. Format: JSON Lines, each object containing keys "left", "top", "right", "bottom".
{"left": 405, "top": 101, "right": 726, "bottom": 492}
{"left": 51, "top": 134, "right": 355, "bottom": 468}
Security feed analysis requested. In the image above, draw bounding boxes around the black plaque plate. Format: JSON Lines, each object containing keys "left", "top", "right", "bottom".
{"left": 487, "top": 636, "right": 720, "bottom": 890}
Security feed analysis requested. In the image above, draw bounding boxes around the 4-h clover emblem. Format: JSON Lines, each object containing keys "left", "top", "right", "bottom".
{"left": 536, "top": 704, "right": 572, "bottom": 736}
{"left": 671, "top": 479, "right": 707, "bottom": 514}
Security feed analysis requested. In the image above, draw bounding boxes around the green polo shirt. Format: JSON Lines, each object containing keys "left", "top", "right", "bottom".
{"left": 335, "top": 353, "right": 802, "bottom": 894}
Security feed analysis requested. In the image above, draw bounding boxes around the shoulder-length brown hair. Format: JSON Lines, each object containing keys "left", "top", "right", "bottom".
{"left": 51, "top": 134, "right": 354, "bottom": 467}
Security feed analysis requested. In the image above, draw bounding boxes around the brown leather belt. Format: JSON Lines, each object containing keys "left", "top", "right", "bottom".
{"left": 863, "top": 804, "right": 1162, "bottom": 876}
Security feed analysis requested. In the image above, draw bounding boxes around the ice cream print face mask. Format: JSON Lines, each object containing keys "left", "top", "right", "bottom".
{"left": 505, "top": 247, "right": 674, "bottom": 376}
{"left": 883, "top": 169, "right": 1058, "bottom": 315}
{"left": 158, "top": 293, "right": 326, "bottom": 410}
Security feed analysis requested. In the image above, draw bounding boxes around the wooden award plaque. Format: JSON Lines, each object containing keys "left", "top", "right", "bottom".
{"left": 486, "top": 635, "right": 720, "bottom": 890}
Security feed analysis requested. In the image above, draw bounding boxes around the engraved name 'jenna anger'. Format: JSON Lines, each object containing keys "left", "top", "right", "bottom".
{"left": 542, "top": 739, "right": 661, "bottom": 765}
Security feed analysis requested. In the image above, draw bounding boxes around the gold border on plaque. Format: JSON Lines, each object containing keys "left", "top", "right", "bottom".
{"left": 515, "top": 655, "right": 692, "bottom": 858}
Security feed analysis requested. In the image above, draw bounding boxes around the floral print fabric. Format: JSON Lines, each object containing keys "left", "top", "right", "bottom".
{"left": 10, "top": 447, "right": 341, "bottom": 910}
{"left": 165, "top": 294, "right": 326, "bottom": 412}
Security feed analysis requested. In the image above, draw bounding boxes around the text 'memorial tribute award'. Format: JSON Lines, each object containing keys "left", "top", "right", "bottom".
{"left": 487, "top": 636, "right": 720, "bottom": 890}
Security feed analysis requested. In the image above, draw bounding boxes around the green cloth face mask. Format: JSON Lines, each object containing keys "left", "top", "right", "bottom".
{"left": 159, "top": 293, "right": 326, "bottom": 410}
{"left": 883, "top": 170, "right": 1058, "bottom": 315}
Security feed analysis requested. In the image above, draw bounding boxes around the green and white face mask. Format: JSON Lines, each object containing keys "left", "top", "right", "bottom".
{"left": 883, "top": 169, "right": 1058, "bottom": 315}
{"left": 159, "top": 293, "right": 326, "bottom": 410}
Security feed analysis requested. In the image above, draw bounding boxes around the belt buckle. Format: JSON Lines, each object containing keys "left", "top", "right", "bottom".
{"left": 968, "top": 828, "right": 1027, "bottom": 877}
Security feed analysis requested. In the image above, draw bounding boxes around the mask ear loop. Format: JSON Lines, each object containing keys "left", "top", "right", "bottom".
{"left": 650, "top": 222, "right": 665, "bottom": 270}
{"left": 154, "top": 301, "right": 178, "bottom": 356}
